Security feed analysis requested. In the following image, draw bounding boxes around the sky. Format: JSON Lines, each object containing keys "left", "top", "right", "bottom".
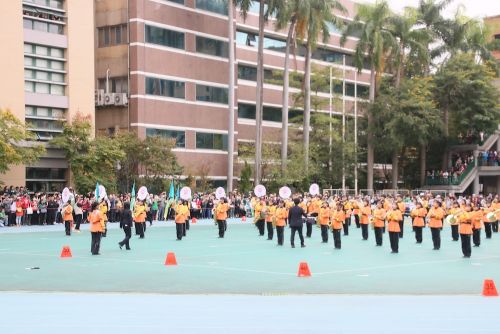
{"left": 362, "top": 0, "right": 500, "bottom": 19}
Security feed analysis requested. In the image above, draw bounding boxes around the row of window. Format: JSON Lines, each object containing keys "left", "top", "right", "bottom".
{"left": 236, "top": 30, "right": 370, "bottom": 70}
{"left": 23, "top": 18, "right": 63, "bottom": 35}
{"left": 238, "top": 103, "right": 302, "bottom": 123}
{"left": 167, "top": 0, "right": 228, "bottom": 15}
{"left": 25, "top": 69, "right": 64, "bottom": 83}
{"left": 25, "top": 106, "right": 65, "bottom": 119}
{"left": 146, "top": 128, "right": 228, "bottom": 151}
{"left": 97, "top": 77, "right": 128, "bottom": 94}
{"left": 25, "top": 56, "right": 65, "bottom": 71}
{"left": 145, "top": 77, "right": 228, "bottom": 104}
{"left": 26, "top": 167, "right": 66, "bottom": 180}
{"left": 26, "top": 181, "right": 66, "bottom": 193}
{"left": 26, "top": 118, "right": 64, "bottom": 132}
{"left": 97, "top": 24, "right": 128, "bottom": 48}
{"left": 23, "top": 0, "right": 64, "bottom": 10}
{"left": 144, "top": 25, "right": 229, "bottom": 58}
{"left": 24, "top": 81, "right": 64, "bottom": 95}
{"left": 24, "top": 43, "right": 64, "bottom": 59}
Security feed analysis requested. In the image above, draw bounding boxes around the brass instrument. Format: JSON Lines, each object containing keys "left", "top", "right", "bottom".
{"left": 444, "top": 209, "right": 464, "bottom": 225}
{"left": 486, "top": 209, "right": 500, "bottom": 221}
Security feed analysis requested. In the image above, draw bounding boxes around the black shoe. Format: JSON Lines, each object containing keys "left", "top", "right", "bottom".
{"left": 118, "top": 243, "right": 123, "bottom": 250}
{"left": 291, "top": 245, "right": 295, "bottom": 248}
{"left": 301, "top": 244, "right": 306, "bottom": 248}
{"left": 391, "top": 251, "right": 398, "bottom": 253}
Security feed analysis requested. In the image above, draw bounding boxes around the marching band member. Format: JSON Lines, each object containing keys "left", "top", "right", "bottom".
{"left": 458, "top": 205, "right": 473, "bottom": 257}
{"left": 331, "top": 203, "right": 345, "bottom": 249}
{"left": 265, "top": 200, "right": 276, "bottom": 240}
{"left": 62, "top": 200, "right": 73, "bottom": 236}
{"left": 254, "top": 198, "right": 266, "bottom": 237}
{"left": 396, "top": 197, "right": 406, "bottom": 238}
{"left": 174, "top": 200, "right": 189, "bottom": 241}
{"left": 387, "top": 203, "right": 403, "bottom": 253}
{"left": 99, "top": 199, "right": 108, "bottom": 237}
{"left": 492, "top": 199, "right": 500, "bottom": 233}
{"left": 118, "top": 202, "right": 133, "bottom": 250}
{"left": 448, "top": 202, "right": 461, "bottom": 241}
{"left": 133, "top": 200, "right": 147, "bottom": 239}
{"left": 318, "top": 201, "right": 331, "bottom": 243}
{"left": 410, "top": 202, "right": 426, "bottom": 244}
{"left": 275, "top": 201, "right": 288, "bottom": 246}
{"left": 427, "top": 201, "right": 445, "bottom": 250}
{"left": 215, "top": 198, "right": 230, "bottom": 238}
{"left": 471, "top": 205, "right": 483, "bottom": 247}
{"left": 288, "top": 197, "right": 307, "bottom": 248}
{"left": 352, "top": 198, "right": 361, "bottom": 228}
{"left": 306, "top": 196, "right": 320, "bottom": 238}
{"left": 343, "top": 198, "right": 352, "bottom": 236}
{"left": 373, "top": 201, "right": 386, "bottom": 246}
{"left": 482, "top": 202, "right": 493, "bottom": 239}
{"left": 360, "top": 199, "right": 371, "bottom": 240}
{"left": 89, "top": 202, "right": 105, "bottom": 255}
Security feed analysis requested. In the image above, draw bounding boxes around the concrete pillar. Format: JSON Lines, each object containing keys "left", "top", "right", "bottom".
{"left": 497, "top": 176, "right": 500, "bottom": 194}
{"left": 496, "top": 136, "right": 500, "bottom": 151}
{"left": 473, "top": 175, "right": 480, "bottom": 195}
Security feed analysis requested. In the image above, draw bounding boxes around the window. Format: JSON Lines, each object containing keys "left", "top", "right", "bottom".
{"left": 146, "top": 128, "right": 186, "bottom": 148}
{"left": 236, "top": 31, "right": 286, "bottom": 52}
{"left": 23, "top": 18, "right": 63, "bottom": 34}
{"left": 238, "top": 103, "right": 302, "bottom": 123}
{"left": 25, "top": 56, "right": 65, "bottom": 71}
{"left": 145, "top": 77, "right": 185, "bottom": 99}
{"left": 26, "top": 106, "right": 65, "bottom": 118}
{"left": 24, "top": 0, "right": 64, "bottom": 9}
{"left": 196, "top": 36, "right": 228, "bottom": 58}
{"left": 196, "top": 84, "right": 228, "bottom": 104}
{"left": 195, "top": 0, "right": 228, "bottom": 15}
{"left": 26, "top": 181, "right": 66, "bottom": 193}
{"left": 24, "top": 81, "right": 65, "bottom": 95}
{"left": 26, "top": 168, "right": 66, "bottom": 180}
{"left": 168, "top": 0, "right": 184, "bottom": 3}
{"left": 145, "top": 25, "right": 184, "bottom": 49}
{"left": 24, "top": 43, "right": 64, "bottom": 59}
{"left": 98, "top": 77, "right": 128, "bottom": 93}
{"left": 237, "top": 64, "right": 283, "bottom": 83}
{"left": 196, "top": 132, "right": 228, "bottom": 150}
{"left": 97, "top": 24, "right": 128, "bottom": 47}
{"left": 26, "top": 118, "right": 64, "bottom": 131}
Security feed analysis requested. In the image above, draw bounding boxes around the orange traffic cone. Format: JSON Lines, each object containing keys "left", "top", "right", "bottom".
{"left": 192, "top": 218, "right": 197, "bottom": 224}
{"left": 242, "top": 216, "right": 247, "bottom": 222}
{"left": 482, "top": 279, "right": 498, "bottom": 296}
{"left": 297, "top": 262, "right": 311, "bottom": 277}
{"left": 60, "top": 245, "right": 72, "bottom": 258}
{"left": 165, "top": 252, "right": 177, "bottom": 266}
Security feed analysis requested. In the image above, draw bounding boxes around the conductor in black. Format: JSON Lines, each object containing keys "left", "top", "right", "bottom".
{"left": 288, "top": 198, "right": 307, "bottom": 248}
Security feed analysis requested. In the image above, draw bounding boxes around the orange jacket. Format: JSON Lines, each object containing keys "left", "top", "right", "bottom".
{"left": 373, "top": 209, "right": 386, "bottom": 228}
{"left": 215, "top": 203, "right": 229, "bottom": 221}
{"left": 331, "top": 210, "right": 345, "bottom": 230}
{"left": 459, "top": 212, "right": 473, "bottom": 235}
{"left": 175, "top": 204, "right": 189, "bottom": 224}
{"left": 397, "top": 202, "right": 406, "bottom": 215}
{"left": 265, "top": 205, "right": 276, "bottom": 223}
{"left": 471, "top": 210, "right": 483, "bottom": 230}
{"left": 275, "top": 207, "right": 288, "bottom": 227}
{"left": 133, "top": 205, "right": 146, "bottom": 223}
{"left": 411, "top": 208, "right": 427, "bottom": 227}
{"left": 360, "top": 206, "right": 371, "bottom": 225}
{"left": 62, "top": 205, "right": 73, "bottom": 222}
{"left": 89, "top": 210, "right": 105, "bottom": 232}
{"left": 427, "top": 207, "right": 445, "bottom": 228}
{"left": 318, "top": 207, "right": 331, "bottom": 226}
{"left": 352, "top": 201, "right": 360, "bottom": 215}
{"left": 387, "top": 210, "right": 402, "bottom": 232}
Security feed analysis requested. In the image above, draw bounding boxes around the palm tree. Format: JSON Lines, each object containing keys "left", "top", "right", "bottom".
{"left": 388, "top": 8, "right": 430, "bottom": 188}
{"left": 297, "top": 0, "right": 346, "bottom": 172}
{"left": 341, "top": 0, "right": 396, "bottom": 191}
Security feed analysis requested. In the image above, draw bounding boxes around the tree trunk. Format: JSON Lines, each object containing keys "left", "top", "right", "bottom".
{"left": 441, "top": 104, "right": 449, "bottom": 170}
{"left": 226, "top": 0, "right": 235, "bottom": 192}
{"left": 420, "top": 144, "right": 426, "bottom": 187}
{"left": 303, "top": 42, "right": 312, "bottom": 173}
{"left": 281, "top": 18, "right": 296, "bottom": 177}
{"left": 391, "top": 151, "right": 398, "bottom": 189}
{"left": 254, "top": 0, "right": 265, "bottom": 185}
{"left": 367, "top": 66, "right": 376, "bottom": 191}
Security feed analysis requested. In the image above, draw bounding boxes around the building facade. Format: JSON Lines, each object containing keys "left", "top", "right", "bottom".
{"left": 94, "top": 0, "right": 371, "bottom": 188}
{"left": 0, "top": 0, "right": 95, "bottom": 192}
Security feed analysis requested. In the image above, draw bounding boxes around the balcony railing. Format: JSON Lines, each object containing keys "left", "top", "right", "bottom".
{"left": 425, "top": 160, "right": 476, "bottom": 186}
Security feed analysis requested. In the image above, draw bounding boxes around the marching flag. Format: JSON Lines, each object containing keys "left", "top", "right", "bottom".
{"left": 130, "top": 181, "right": 136, "bottom": 208}
{"left": 168, "top": 180, "right": 175, "bottom": 199}
{"left": 95, "top": 182, "right": 100, "bottom": 202}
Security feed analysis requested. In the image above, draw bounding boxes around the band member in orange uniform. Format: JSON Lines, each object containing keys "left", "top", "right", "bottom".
{"left": 133, "top": 200, "right": 146, "bottom": 239}
{"left": 275, "top": 201, "right": 288, "bottom": 246}
{"left": 397, "top": 198, "right": 406, "bottom": 238}
{"left": 387, "top": 204, "right": 403, "bottom": 253}
{"left": 89, "top": 202, "right": 105, "bottom": 255}
{"left": 471, "top": 205, "right": 483, "bottom": 247}
{"left": 373, "top": 201, "right": 386, "bottom": 246}
{"left": 427, "top": 201, "right": 445, "bottom": 250}
{"left": 458, "top": 205, "right": 473, "bottom": 257}
{"left": 175, "top": 200, "right": 189, "bottom": 240}
{"left": 482, "top": 202, "right": 493, "bottom": 239}
{"left": 215, "top": 198, "right": 230, "bottom": 238}
{"left": 306, "top": 196, "right": 320, "bottom": 238}
{"left": 410, "top": 202, "right": 426, "bottom": 244}
{"left": 352, "top": 199, "right": 361, "bottom": 228}
{"left": 254, "top": 198, "right": 266, "bottom": 236}
{"left": 343, "top": 199, "right": 352, "bottom": 236}
{"left": 331, "top": 203, "right": 345, "bottom": 249}
{"left": 62, "top": 200, "right": 73, "bottom": 236}
{"left": 265, "top": 200, "right": 276, "bottom": 240}
{"left": 318, "top": 201, "right": 331, "bottom": 243}
{"left": 360, "top": 200, "right": 371, "bottom": 240}
{"left": 447, "top": 202, "right": 461, "bottom": 241}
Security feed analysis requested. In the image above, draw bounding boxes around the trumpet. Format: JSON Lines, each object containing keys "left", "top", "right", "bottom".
{"left": 486, "top": 209, "right": 500, "bottom": 221}
{"left": 444, "top": 209, "right": 464, "bottom": 225}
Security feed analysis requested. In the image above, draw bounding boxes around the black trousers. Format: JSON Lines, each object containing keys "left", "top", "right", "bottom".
{"left": 473, "top": 229, "right": 481, "bottom": 246}
{"left": 460, "top": 233, "right": 472, "bottom": 257}
{"left": 414, "top": 226, "right": 423, "bottom": 243}
{"left": 38, "top": 212, "right": 46, "bottom": 225}
{"left": 343, "top": 219, "right": 349, "bottom": 235}
{"left": 290, "top": 225, "right": 304, "bottom": 246}
{"left": 484, "top": 222, "right": 492, "bottom": 239}
{"left": 398, "top": 220, "right": 404, "bottom": 238}
{"left": 176, "top": 223, "right": 183, "bottom": 240}
{"left": 332, "top": 229, "right": 341, "bottom": 249}
{"left": 186, "top": 218, "right": 190, "bottom": 230}
{"left": 266, "top": 221, "right": 274, "bottom": 240}
{"left": 320, "top": 225, "right": 329, "bottom": 242}
{"left": 74, "top": 214, "right": 83, "bottom": 230}
{"left": 361, "top": 224, "right": 369, "bottom": 240}
{"left": 492, "top": 221, "right": 498, "bottom": 233}
{"left": 389, "top": 231, "right": 399, "bottom": 252}
{"left": 451, "top": 225, "right": 459, "bottom": 241}
{"left": 91, "top": 232, "right": 101, "bottom": 255}
{"left": 64, "top": 221, "right": 71, "bottom": 236}
{"left": 354, "top": 214, "right": 360, "bottom": 228}
{"left": 136, "top": 223, "right": 144, "bottom": 238}
{"left": 374, "top": 227, "right": 383, "bottom": 246}
{"left": 431, "top": 227, "right": 441, "bottom": 249}
{"left": 256, "top": 219, "right": 265, "bottom": 236}
{"left": 119, "top": 226, "right": 131, "bottom": 249}
{"left": 276, "top": 226, "right": 284, "bottom": 245}
{"left": 306, "top": 222, "right": 313, "bottom": 238}
{"left": 217, "top": 220, "right": 226, "bottom": 238}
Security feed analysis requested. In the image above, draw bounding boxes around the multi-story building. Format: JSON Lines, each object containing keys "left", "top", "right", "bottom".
{"left": 94, "top": 0, "right": 371, "bottom": 188}
{"left": 0, "top": 0, "right": 95, "bottom": 192}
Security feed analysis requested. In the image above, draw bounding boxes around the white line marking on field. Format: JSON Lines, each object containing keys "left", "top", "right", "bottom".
{"left": 356, "top": 274, "right": 370, "bottom": 277}
{"left": 179, "top": 263, "right": 295, "bottom": 276}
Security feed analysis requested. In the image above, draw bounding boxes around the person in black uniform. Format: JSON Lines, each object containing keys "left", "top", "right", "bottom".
{"left": 118, "top": 202, "right": 133, "bottom": 250}
{"left": 288, "top": 198, "right": 307, "bottom": 248}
